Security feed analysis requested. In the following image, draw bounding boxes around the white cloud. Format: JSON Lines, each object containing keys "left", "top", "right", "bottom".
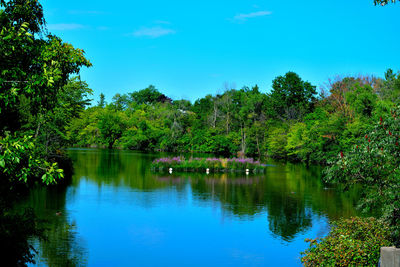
{"left": 131, "top": 26, "right": 176, "bottom": 38}
{"left": 47, "top": 23, "right": 85, "bottom": 30}
{"left": 233, "top": 10, "right": 272, "bottom": 21}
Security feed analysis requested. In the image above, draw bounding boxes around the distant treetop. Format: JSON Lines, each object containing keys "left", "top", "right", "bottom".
{"left": 374, "top": 0, "right": 397, "bottom": 5}
{"left": 130, "top": 85, "right": 172, "bottom": 105}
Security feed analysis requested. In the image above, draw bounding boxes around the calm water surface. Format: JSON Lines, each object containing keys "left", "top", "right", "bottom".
{"left": 25, "top": 149, "right": 361, "bottom": 266}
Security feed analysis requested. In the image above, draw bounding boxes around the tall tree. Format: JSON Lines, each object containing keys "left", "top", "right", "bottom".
{"left": 97, "top": 93, "right": 106, "bottom": 108}
{"left": 129, "top": 85, "right": 171, "bottom": 105}
{"left": 269, "top": 72, "right": 317, "bottom": 121}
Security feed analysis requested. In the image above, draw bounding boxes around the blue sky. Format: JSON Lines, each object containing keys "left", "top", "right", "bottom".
{"left": 41, "top": 0, "right": 400, "bottom": 103}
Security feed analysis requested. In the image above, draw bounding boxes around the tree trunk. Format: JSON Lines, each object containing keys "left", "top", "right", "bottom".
{"left": 240, "top": 124, "right": 246, "bottom": 156}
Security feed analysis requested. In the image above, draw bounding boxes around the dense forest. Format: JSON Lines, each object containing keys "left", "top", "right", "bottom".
{"left": 68, "top": 71, "right": 400, "bottom": 164}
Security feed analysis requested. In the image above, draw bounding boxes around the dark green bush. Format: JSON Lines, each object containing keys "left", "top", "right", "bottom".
{"left": 301, "top": 217, "right": 392, "bottom": 266}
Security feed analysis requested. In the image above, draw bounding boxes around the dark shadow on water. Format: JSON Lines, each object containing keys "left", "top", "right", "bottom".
{"left": 11, "top": 182, "right": 88, "bottom": 266}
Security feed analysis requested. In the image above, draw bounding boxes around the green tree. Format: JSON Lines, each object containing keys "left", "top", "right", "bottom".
{"left": 0, "top": 0, "right": 91, "bottom": 185}
{"left": 375, "top": 69, "right": 400, "bottom": 103}
{"left": 130, "top": 85, "right": 171, "bottom": 105}
{"left": 97, "top": 93, "right": 106, "bottom": 108}
{"left": 98, "top": 109, "right": 127, "bottom": 149}
{"left": 374, "top": 0, "right": 397, "bottom": 5}
{"left": 267, "top": 126, "right": 288, "bottom": 158}
{"left": 111, "top": 93, "right": 129, "bottom": 111}
{"left": 269, "top": 72, "right": 317, "bottom": 121}
{"left": 0, "top": 1, "right": 92, "bottom": 264}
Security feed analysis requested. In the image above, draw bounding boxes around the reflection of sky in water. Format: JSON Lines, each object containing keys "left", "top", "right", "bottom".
{"left": 27, "top": 149, "right": 360, "bottom": 266}
{"left": 68, "top": 180, "right": 326, "bottom": 266}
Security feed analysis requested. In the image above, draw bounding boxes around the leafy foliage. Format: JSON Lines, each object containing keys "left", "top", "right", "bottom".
{"left": 374, "top": 0, "right": 397, "bottom": 5}
{"left": 0, "top": 0, "right": 92, "bottom": 265}
{"left": 269, "top": 71, "right": 317, "bottom": 120}
{"left": 0, "top": 0, "right": 91, "bottom": 186}
{"left": 0, "top": 134, "right": 64, "bottom": 185}
{"left": 301, "top": 217, "right": 392, "bottom": 266}
{"left": 129, "top": 85, "right": 171, "bottom": 105}
{"left": 324, "top": 106, "right": 400, "bottom": 245}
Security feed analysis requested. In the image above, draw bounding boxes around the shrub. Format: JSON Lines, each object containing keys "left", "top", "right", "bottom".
{"left": 301, "top": 217, "right": 392, "bottom": 266}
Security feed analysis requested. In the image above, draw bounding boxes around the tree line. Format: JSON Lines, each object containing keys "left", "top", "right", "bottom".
{"left": 68, "top": 70, "right": 400, "bottom": 164}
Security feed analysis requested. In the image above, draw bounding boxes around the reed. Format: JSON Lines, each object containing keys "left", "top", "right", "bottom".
{"left": 151, "top": 157, "right": 266, "bottom": 173}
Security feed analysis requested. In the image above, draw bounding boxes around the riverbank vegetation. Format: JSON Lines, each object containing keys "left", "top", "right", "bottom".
{"left": 301, "top": 105, "right": 400, "bottom": 263}
{"left": 151, "top": 157, "right": 266, "bottom": 173}
{"left": 324, "top": 105, "right": 400, "bottom": 246}
{"left": 301, "top": 217, "right": 391, "bottom": 266}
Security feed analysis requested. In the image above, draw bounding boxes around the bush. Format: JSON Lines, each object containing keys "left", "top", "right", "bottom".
{"left": 301, "top": 217, "right": 392, "bottom": 266}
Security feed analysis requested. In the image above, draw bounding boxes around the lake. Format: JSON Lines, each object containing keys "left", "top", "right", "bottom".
{"left": 24, "top": 149, "right": 361, "bottom": 266}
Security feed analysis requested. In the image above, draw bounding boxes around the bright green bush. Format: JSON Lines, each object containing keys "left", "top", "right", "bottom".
{"left": 301, "top": 217, "right": 392, "bottom": 266}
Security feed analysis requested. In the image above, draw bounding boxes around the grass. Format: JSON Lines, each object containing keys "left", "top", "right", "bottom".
{"left": 150, "top": 157, "right": 267, "bottom": 173}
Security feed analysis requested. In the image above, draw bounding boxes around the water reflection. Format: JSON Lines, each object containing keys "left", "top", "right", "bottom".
{"left": 71, "top": 149, "right": 360, "bottom": 238}
{"left": 21, "top": 149, "right": 362, "bottom": 266}
{"left": 154, "top": 166, "right": 359, "bottom": 241}
{"left": 25, "top": 186, "right": 88, "bottom": 266}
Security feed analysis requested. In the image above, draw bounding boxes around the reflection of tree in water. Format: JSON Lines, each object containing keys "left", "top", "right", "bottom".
{"left": 266, "top": 193, "right": 312, "bottom": 241}
{"left": 190, "top": 174, "right": 266, "bottom": 217}
{"left": 157, "top": 162, "right": 361, "bottom": 242}
{"left": 263, "top": 163, "right": 360, "bottom": 241}
{"left": 25, "top": 186, "right": 88, "bottom": 266}
{"left": 68, "top": 150, "right": 362, "bottom": 243}
{"left": 69, "top": 149, "right": 125, "bottom": 185}
{"left": 0, "top": 182, "right": 43, "bottom": 266}
{"left": 69, "top": 149, "right": 169, "bottom": 191}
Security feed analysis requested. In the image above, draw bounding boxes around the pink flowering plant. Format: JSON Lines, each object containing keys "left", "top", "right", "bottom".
{"left": 151, "top": 156, "right": 183, "bottom": 170}
{"left": 151, "top": 156, "right": 265, "bottom": 173}
{"left": 227, "top": 158, "right": 261, "bottom": 170}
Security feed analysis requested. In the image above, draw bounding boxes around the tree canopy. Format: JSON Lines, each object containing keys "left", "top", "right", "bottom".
{"left": 0, "top": 0, "right": 91, "bottom": 186}
{"left": 269, "top": 71, "right": 317, "bottom": 120}
{"left": 374, "top": 0, "right": 397, "bottom": 5}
